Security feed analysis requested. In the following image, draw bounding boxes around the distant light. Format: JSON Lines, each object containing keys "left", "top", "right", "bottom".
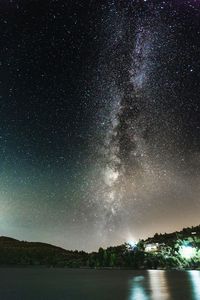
{"left": 128, "top": 240, "right": 136, "bottom": 248}
{"left": 126, "top": 232, "right": 137, "bottom": 250}
{"left": 145, "top": 244, "right": 158, "bottom": 252}
{"left": 179, "top": 245, "right": 196, "bottom": 260}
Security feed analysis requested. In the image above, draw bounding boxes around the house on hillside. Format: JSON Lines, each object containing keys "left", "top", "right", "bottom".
{"left": 144, "top": 242, "right": 165, "bottom": 253}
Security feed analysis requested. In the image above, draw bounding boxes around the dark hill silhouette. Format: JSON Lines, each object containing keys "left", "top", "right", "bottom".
{"left": 0, "top": 236, "right": 19, "bottom": 242}
{"left": 0, "top": 224, "right": 200, "bottom": 269}
{"left": 0, "top": 236, "right": 88, "bottom": 267}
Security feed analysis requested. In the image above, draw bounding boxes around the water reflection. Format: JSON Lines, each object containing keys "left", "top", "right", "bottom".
{"left": 128, "top": 270, "right": 200, "bottom": 300}
{"left": 129, "top": 270, "right": 170, "bottom": 300}
{"left": 189, "top": 270, "right": 200, "bottom": 300}
{"left": 129, "top": 275, "right": 149, "bottom": 300}
{"left": 148, "top": 270, "right": 169, "bottom": 300}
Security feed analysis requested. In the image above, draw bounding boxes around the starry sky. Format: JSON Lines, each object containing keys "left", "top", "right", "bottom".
{"left": 0, "top": 0, "right": 200, "bottom": 251}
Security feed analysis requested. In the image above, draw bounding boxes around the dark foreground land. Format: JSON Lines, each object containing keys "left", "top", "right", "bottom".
{"left": 0, "top": 225, "right": 200, "bottom": 269}
{"left": 0, "top": 268, "right": 199, "bottom": 300}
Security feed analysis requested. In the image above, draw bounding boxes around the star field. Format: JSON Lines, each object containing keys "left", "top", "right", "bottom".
{"left": 0, "top": 0, "right": 200, "bottom": 251}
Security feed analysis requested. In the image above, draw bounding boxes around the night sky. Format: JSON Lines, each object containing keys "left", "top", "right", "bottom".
{"left": 1, "top": 0, "right": 200, "bottom": 251}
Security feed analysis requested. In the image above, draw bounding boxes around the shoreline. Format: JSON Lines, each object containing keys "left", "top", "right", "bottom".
{"left": 0, "top": 265, "right": 199, "bottom": 271}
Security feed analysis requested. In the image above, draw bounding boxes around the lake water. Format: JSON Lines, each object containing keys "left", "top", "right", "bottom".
{"left": 0, "top": 268, "right": 200, "bottom": 299}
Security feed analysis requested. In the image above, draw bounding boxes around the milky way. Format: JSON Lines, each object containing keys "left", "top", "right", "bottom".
{"left": 89, "top": 3, "right": 160, "bottom": 240}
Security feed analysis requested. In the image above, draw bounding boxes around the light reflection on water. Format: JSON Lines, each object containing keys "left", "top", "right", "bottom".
{"left": 189, "top": 270, "right": 200, "bottom": 300}
{"left": 0, "top": 268, "right": 200, "bottom": 299}
{"left": 128, "top": 270, "right": 200, "bottom": 300}
{"left": 129, "top": 275, "right": 148, "bottom": 300}
{"left": 148, "top": 270, "right": 169, "bottom": 299}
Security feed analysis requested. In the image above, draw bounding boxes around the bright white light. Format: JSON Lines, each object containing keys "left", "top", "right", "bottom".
{"left": 128, "top": 240, "right": 136, "bottom": 248}
{"left": 126, "top": 232, "right": 137, "bottom": 250}
{"left": 179, "top": 245, "right": 196, "bottom": 260}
